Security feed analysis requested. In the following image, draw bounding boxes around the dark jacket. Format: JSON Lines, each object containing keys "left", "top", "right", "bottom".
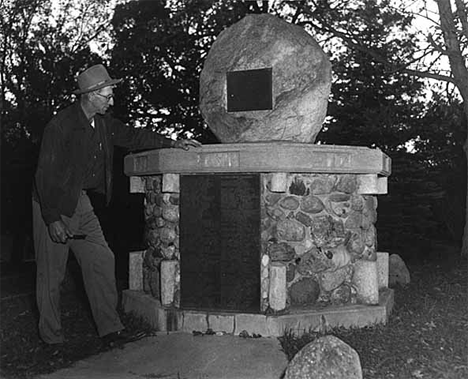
{"left": 34, "top": 102, "right": 173, "bottom": 225}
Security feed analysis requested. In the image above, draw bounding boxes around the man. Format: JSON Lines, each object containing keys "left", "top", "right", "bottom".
{"left": 33, "top": 64, "right": 201, "bottom": 345}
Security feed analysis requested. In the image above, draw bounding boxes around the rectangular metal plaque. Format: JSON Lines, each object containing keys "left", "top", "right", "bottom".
{"left": 180, "top": 174, "right": 261, "bottom": 312}
{"left": 227, "top": 68, "right": 272, "bottom": 112}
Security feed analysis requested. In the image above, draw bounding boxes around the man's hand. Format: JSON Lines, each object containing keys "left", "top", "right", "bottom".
{"left": 173, "top": 139, "right": 202, "bottom": 151}
{"left": 48, "top": 220, "right": 73, "bottom": 244}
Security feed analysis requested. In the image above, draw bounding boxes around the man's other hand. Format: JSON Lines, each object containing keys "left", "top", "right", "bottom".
{"left": 48, "top": 220, "right": 73, "bottom": 244}
{"left": 173, "top": 139, "right": 202, "bottom": 150}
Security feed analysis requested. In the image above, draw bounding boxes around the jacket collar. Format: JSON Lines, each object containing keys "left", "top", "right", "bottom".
{"left": 71, "top": 102, "right": 95, "bottom": 130}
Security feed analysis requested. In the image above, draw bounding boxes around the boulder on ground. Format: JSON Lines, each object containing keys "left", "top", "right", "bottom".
{"left": 285, "top": 335, "right": 362, "bottom": 379}
{"left": 389, "top": 253, "right": 410, "bottom": 286}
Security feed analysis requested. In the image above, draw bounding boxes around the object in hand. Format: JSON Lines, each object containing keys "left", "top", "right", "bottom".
{"left": 69, "top": 234, "right": 87, "bottom": 240}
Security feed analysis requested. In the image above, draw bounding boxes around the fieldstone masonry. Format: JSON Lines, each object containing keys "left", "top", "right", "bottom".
{"left": 136, "top": 167, "right": 388, "bottom": 313}
{"left": 124, "top": 13, "right": 393, "bottom": 334}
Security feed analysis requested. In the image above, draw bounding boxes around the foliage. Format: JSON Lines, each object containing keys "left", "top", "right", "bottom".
{"left": 0, "top": 0, "right": 464, "bottom": 251}
{"left": 377, "top": 95, "right": 465, "bottom": 250}
{"left": 415, "top": 96, "right": 466, "bottom": 242}
{"left": 268, "top": 0, "right": 460, "bottom": 248}
{"left": 399, "top": 0, "right": 468, "bottom": 254}
{"left": 0, "top": 0, "right": 114, "bottom": 146}
{"left": 109, "top": 0, "right": 260, "bottom": 142}
{"left": 0, "top": 0, "right": 116, "bottom": 236}
{"left": 310, "top": 0, "right": 425, "bottom": 153}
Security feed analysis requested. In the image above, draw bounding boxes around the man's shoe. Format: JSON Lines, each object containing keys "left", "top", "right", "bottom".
{"left": 102, "top": 329, "right": 147, "bottom": 346}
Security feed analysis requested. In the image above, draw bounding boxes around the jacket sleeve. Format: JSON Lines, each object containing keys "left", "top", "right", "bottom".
{"left": 109, "top": 117, "right": 174, "bottom": 150}
{"left": 34, "top": 121, "right": 65, "bottom": 225}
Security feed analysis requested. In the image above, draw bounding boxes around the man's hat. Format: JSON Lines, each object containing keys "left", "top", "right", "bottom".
{"left": 73, "top": 64, "right": 122, "bottom": 94}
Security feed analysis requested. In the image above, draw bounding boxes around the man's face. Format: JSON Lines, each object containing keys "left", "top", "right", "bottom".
{"left": 91, "top": 86, "right": 114, "bottom": 114}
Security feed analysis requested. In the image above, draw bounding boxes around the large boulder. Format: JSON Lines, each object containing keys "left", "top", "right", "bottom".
{"left": 285, "top": 335, "right": 362, "bottom": 379}
{"left": 389, "top": 253, "right": 410, "bottom": 286}
{"left": 199, "top": 14, "right": 331, "bottom": 143}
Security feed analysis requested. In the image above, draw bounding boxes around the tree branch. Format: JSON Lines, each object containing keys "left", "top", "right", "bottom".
{"left": 403, "top": 68, "right": 455, "bottom": 83}
{"left": 297, "top": 9, "right": 458, "bottom": 86}
{"left": 436, "top": 0, "right": 468, "bottom": 104}
{"left": 454, "top": 0, "right": 468, "bottom": 40}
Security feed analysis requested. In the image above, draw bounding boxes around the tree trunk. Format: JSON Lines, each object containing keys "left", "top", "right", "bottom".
{"left": 463, "top": 135, "right": 468, "bottom": 256}
{"left": 436, "top": 0, "right": 468, "bottom": 255}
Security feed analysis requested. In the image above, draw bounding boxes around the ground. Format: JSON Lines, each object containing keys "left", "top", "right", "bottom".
{"left": 0, "top": 258, "right": 152, "bottom": 379}
{"left": 279, "top": 245, "right": 468, "bottom": 379}
{"left": 0, "top": 244, "right": 467, "bottom": 379}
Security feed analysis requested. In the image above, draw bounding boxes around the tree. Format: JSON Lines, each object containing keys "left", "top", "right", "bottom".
{"left": 107, "top": 0, "right": 454, "bottom": 251}
{"left": 0, "top": 0, "right": 116, "bottom": 256}
{"left": 109, "top": 0, "right": 261, "bottom": 143}
{"left": 262, "top": 0, "right": 466, "bottom": 252}
{"left": 434, "top": 0, "right": 468, "bottom": 255}
{"left": 0, "top": 0, "right": 116, "bottom": 144}
{"left": 391, "top": 0, "right": 468, "bottom": 253}
{"left": 1, "top": 0, "right": 463, "bottom": 256}
{"left": 415, "top": 95, "right": 466, "bottom": 244}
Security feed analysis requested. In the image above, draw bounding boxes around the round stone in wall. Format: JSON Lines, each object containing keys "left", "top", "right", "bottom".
{"left": 199, "top": 14, "right": 331, "bottom": 143}
{"left": 300, "top": 195, "right": 325, "bottom": 214}
{"left": 331, "top": 284, "right": 352, "bottom": 305}
{"left": 279, "top": 196, "right": 300, "bottom": 210}
{"left": 277, "top": 219, "right": 306, "bottom": 241}
{"left": 268, "top": 242, "right": 296, "bottom": 262}
{"left": 290, "top": 278, "right": 320, "bottom": 306}
{"left": 320, "top": 266, "right": 348, "bottom": 292}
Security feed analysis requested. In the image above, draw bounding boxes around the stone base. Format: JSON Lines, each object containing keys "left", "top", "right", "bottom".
{"left": 123, "top": 288, "right": 394, "bottom": 337}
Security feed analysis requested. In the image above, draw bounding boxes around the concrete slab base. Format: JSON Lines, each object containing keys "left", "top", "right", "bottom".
{"left": 37, "top": 333, "right": 287, "bottom": 379}
{"left": 123, "top": 288, "right": 394, "bottom": 337}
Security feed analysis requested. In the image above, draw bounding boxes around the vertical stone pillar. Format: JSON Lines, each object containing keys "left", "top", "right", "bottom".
{"left": 357, "top": 174, "right": 388, "bottom": 195}
{"left": 161, "top": 260, "right": 178, "bottom": 306}
{"left": 261, "top": 254, "right": 270, "bottom": 311}
{"left": 269, "top": 263, "right": 287, "bottom": 311}
{"left": 376, "top": 252, "right": 389, "bottom": 289}
{"left": 162, "top": 173, "right": 180, "bottom": 193}
{"left": 129, "top": 176, "right": 146, "bottom": 193}
{"left": 270, "top": 173, "right": 288, "bottom": 192}
{"left": 128, "top": 251, "right": 144, "bottom": 291}
{"left": 352, "top": 260, "right": 379, "bottom": 305}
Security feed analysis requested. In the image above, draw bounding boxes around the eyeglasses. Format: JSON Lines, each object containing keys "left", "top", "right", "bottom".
{"left": 95, "top": 92, "right": 114, "bottom": 102}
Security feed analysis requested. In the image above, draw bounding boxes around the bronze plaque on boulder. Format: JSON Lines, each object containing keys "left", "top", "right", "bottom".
{"left": 180, "top": 174, "right": 260, "bottom": 312}
{"left": 227, "top": 68, "right": 272, "bottom": 112}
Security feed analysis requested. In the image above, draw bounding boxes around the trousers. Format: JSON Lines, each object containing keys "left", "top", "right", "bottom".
{"left": 32, "top": 191, "right": 123, "bottom": 344}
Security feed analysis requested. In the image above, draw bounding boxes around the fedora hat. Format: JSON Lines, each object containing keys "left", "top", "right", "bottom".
{"left": 73, "top": 64, "right": 122, "bottom": 94}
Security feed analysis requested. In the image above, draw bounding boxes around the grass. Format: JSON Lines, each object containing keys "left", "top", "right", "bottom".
{"left": 1, "top": 245, "right": 467, "bottom": 379}
{"left": 0, "top": 261, "right": 154, "bottom": 379}
{"left": 279, "top": 249, "right": 468, "bottom": 379}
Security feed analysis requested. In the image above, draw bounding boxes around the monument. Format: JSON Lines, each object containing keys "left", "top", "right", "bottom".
{"left": 122, "top": 14, "right": 393, "bottom": 336}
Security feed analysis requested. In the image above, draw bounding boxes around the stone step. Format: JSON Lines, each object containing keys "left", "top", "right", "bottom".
{"left": 123, "top": 288, "right": 393, "bottom": 337}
